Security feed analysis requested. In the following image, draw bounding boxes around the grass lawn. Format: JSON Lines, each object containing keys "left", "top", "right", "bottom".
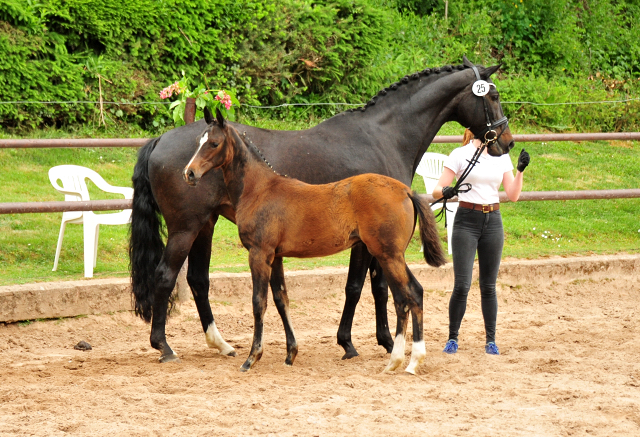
{"left": 0, "top": 119, "right": 638, "bottom": 285}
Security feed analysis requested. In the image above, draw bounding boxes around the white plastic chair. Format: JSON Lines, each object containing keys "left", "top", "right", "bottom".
{"left": 48, "top": 165, "right": 133, "bottom": 278}
{"left": 416, "top": 152, "right": 458, "bottom": 254}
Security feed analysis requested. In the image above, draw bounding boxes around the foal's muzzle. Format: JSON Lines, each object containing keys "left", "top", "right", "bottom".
{"left": 184, "top": 168, "right": 200, "bottom": 186}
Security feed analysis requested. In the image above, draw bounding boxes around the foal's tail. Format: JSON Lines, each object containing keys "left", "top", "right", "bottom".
{"left": 409, "top": 192, "right": 447, "bottom": 268}
{"left": 129, "top": 137, "right": 164, "bottom": 323}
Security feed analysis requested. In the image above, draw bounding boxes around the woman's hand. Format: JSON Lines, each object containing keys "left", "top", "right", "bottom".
{"left": 517, "top": 149, "right": 530, "bottom": 172}
{"left": 441, "top": 186, "right": 458, "bottom": 199}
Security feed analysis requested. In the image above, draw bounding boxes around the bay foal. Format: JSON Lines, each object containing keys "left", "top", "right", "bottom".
{"left": 184, "top": 108, "right": 446, "bottom": 374}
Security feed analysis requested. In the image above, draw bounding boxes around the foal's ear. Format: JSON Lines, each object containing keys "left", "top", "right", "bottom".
{"left": 462, "top": 55, "right": 475, "bottom": 68}
{"left": 215, "top": 107, "right": 226, "bottom": 128}
{"left": 204, "top": 106, "right": 214, "bottom": 124}
{"left": 481, "top": 64, "right": 501, "bottom": 79}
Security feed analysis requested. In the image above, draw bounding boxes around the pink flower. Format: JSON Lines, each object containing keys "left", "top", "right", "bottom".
{"left": 159, "top": 81, "right": 182, "bottom": 99}
{"left": 215, "top": 90, "right": 233, "bottom": 110}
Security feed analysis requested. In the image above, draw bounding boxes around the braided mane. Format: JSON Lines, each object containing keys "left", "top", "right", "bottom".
{"left": 347, "top": 63, "right": 469, "bottom": 113}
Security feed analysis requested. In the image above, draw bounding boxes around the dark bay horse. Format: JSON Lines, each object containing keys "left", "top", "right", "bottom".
{"left": 130, "top": 56, "right": 514, "bottom": 363}
{"left": 184, "top": 107, "right": 447, "bottom": 373}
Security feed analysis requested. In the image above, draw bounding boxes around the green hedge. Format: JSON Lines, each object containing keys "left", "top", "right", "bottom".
{"left": 0, "top": 0, "right": 386, "bottom": 129}
{"left": 0, "top": 0, "right": 638, "bottom": 132}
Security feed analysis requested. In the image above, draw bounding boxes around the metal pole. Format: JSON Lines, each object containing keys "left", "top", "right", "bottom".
{"left": 184, "top": 97, "right": 196, "bottom": 125}
{"left": 3, "top": 133, "right": 638, "bottom": 149}
{"left": 3, "top": 190, "right": 640, "bottom": 215}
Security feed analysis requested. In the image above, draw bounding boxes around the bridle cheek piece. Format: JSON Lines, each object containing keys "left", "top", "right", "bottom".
{"left": 469, "top": 64, "right": 509, "bottom": 147}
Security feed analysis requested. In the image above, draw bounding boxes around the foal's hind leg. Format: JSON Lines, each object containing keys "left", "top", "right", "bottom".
{"left": 379, "top": 259, "right": 425, "bottom": 374}
{"left": 188, "top": 215, "right": 236, "bottom": 357}
{"left": 403, "top": 268, "right": 425, "bottom": 375}
{"left": 269, "top": 257, "right": 298, "bottom": 366}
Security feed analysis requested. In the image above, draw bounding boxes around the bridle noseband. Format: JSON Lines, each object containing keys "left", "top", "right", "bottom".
{"left": 468, "top": 64, "right": 509, "bottom": 147}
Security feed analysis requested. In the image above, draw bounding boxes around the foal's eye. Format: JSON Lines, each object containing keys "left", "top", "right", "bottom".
{"left": 210, "top": 142, "right": 219, "bottom": 148}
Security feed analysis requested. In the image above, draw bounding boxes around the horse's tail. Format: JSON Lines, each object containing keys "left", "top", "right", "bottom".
{"left": 409, "top": 191, "right": 447, "bottom": 268}
{"left": 129, "top": 137, "right": 164, "bottom": 323}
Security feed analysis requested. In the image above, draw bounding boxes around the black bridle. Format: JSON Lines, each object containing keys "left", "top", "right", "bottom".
{"left": 468, "top": 64, "right": 509, "bottom": 146}
{"left": 431, "top": 66, "right": 510, "bottom": 228}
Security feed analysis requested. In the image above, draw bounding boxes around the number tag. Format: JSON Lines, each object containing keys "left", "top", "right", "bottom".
{"left": 472, "top": 80, "right": 490, "bottom": 96}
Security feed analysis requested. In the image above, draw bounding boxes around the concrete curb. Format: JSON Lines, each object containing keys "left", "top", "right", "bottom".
{"left": 1, "top": 254, "right": 638, "bottom": 323}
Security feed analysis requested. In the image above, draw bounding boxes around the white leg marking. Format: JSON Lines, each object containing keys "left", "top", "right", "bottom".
{"left": 405, "top": 340, "right": 426, "bottom": 375}
{"left": 383, "top": 334, "right": 405, "bottom": 373}
{"left": 205, "top": 321, "right": 236, "bottom": 356}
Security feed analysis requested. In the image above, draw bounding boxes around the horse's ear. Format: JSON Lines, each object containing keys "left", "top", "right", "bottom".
{"left": 215, "top": 107, "right": 226, "bottom": 128}
{"left": 204, "top": 106, "right": 214, "bottom": 124}
{"left": 481, "top": 64, "right": 501, "bottom": 79}
{"left": 462, "top": 55, "right": 475, "bottom": 68}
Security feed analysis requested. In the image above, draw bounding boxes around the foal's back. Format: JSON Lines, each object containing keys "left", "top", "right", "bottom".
{"left": 236, "top": 172, "right": 416, "bottom": 259}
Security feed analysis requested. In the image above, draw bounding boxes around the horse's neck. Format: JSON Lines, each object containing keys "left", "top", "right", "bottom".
{"left": 370, "top": 71, "right": 471, "bottom": 167}
{"left": 221, "top": 136, "right": 279, "bottom": 208}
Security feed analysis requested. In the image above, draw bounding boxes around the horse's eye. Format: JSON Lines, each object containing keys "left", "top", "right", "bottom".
{"left": 211, "top": 142, "right": 219, "bottom": 148}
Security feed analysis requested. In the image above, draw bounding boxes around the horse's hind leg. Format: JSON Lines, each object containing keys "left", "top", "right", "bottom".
{"left": 241, "top": 249, "right": 274, "bottom": 372}
{"left": 188, "top": 215, "right": 236, "bottom": 357}
{"left": 369, "top": 257, "right": 394, "bottom": 353}
{"left": 269, "top": 257, "right": 298, "bottom": 366}
{"left": 150, "top": 232, "right": 195, "bottom": 363}
{"left": 337, "top": 243, "right": 373, "bottom": 359}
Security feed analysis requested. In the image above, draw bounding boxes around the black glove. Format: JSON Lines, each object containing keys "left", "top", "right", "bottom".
{"left": 517, "top": 148, "right": 530, "bottom": 172}
{"left": 441, "top": 186, "right": 458, "bottom": 200}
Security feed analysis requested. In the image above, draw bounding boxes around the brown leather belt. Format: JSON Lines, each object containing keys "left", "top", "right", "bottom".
{"left": 459, "top": 201, "right": 500, "bottom": 213}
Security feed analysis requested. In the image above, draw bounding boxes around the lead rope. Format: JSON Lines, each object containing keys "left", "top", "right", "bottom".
{"left": 431, "top": 142, "right": 487, "bottom": 228}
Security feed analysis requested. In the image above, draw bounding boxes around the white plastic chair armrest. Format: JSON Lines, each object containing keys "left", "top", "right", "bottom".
{"left": 86, "top": 174, "right": 134, "bottom": 199}
{"left": 49, "top": 177, "right": 84, "bottom": 198}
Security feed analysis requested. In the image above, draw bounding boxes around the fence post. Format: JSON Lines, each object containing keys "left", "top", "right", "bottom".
{"left": 174, "top": 98, "right": 198, "bottom": 302}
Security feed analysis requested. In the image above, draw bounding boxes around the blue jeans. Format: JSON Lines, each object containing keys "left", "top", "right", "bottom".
{"left": 448, "top": 207, "right": 504, "bottom": 344}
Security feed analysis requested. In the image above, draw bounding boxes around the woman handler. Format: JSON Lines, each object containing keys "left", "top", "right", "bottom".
{"left": 432, "top": 129, "right": 530, "bottom": 355}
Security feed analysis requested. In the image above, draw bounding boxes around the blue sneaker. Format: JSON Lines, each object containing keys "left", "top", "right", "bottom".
{"left": 443, "top": 339, "right": 458, "bottom": 354}
{"left": 485, "top": 342, "right": 500, "bottom": 355}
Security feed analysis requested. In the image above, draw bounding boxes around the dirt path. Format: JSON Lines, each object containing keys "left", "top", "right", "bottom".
{"left": 0, "top": 267, "right": 639, "bottom": 436}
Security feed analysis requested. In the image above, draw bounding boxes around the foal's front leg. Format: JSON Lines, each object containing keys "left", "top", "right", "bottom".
{"left": 270, "top": 257, "right": 298, "bottom": 366}
{"left": 240, "top": 249, "right": 273, "bottom": 372}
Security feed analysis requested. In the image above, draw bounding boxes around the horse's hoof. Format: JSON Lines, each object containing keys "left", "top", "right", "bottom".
{"left": 404, "top": 366, "right": 417, "bottom": 375}
{"left": 240, "top": 359, "right": 253, "bottom": 372}
{"left": 159, "top": 353, "right": 180, "bottom": 363}
{"left": 341, "top": 350, "right": 359, "bottom": 360}
{"left": 383, "top": 358, "right": 402, "bottom": 373}
{"left": 222, "top": 349, "right": 237, "bottom": 357}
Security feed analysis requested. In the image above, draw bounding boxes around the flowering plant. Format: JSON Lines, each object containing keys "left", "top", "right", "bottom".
{"left": 159, "top": 71, "right": 239, "bottom": 126}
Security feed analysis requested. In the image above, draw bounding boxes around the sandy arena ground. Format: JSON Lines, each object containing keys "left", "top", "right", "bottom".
{"left": 0, "top": 262, "right": 639, "bottom": 436}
